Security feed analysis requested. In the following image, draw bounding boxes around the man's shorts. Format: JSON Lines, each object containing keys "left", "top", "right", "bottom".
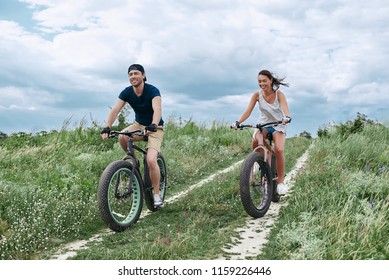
{"left": 122, "top": 121, "right": 164, "bottom": 152}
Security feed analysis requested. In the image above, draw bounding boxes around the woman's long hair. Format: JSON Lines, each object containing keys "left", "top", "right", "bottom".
{"left": 258, "top": 69, "right": 289, "bottom": 91}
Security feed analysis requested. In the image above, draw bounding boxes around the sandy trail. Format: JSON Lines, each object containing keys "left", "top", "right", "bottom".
{"left": 219, "top": 149, "right": 309, "bottom": 260}
{"left": 50, "top": 160, "right": 243, "bottom": 260}
{"left": 51, "top": 149, "right": 309, "bottom": 260}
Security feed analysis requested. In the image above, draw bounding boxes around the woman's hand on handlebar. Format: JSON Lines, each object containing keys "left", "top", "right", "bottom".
{"left": 282, "top": 116, "right": 292, "bottom": 125}
{"left": 231, "top": 121, "right": 240, "bottom": 130}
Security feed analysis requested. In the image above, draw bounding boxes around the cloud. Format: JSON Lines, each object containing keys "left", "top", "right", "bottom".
{"left": 0, "top": 0, "right": 388, "bottom": 136}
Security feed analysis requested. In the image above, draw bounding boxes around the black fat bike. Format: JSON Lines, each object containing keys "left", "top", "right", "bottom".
{"left": 97, "top": 130, "right": 167, "bottom": 232}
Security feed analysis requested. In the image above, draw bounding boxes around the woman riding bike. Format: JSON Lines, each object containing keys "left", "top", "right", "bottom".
{"left": 233, "top": 69, "right": 291, "bottom": 196}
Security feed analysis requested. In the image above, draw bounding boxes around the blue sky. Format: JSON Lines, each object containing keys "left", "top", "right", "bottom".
{"left": 1, "top": 0, "right": 388, "bottom": 137}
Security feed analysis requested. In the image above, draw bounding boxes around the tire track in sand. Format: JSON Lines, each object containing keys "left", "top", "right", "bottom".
{"left": 51, "top": 148, "right": 309, "bottom": 260}
{"left": 50, "top": 160, "right": 244, "bottom": 260}
{"left": 218, "top": 149, "right": 310, "bottom": 260}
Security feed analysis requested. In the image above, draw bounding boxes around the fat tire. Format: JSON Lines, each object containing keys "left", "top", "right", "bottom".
{"left": 144, "top": 154, "right": 168, "bottom": 212}
{"left": 98, "top": 160, "right": 143, "bottom": 232}
{"left": 240, "top": 152, "right": 273, "bottom": 218}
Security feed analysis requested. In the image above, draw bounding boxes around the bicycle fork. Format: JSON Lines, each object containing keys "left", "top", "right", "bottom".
{"left": 114, "top": 155, "right": 139, "bottom": 199}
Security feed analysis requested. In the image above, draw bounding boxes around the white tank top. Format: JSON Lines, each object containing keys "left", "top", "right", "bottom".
{"left": 258, "top": 90, "right": 287, "bottom": 133}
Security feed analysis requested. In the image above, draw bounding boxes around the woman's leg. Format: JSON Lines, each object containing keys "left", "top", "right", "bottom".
{"left": 252, "top": 129, "right": 264, "bottom": 150}
{"left": 272, "top": 132, "right": 286, "bottom": 184}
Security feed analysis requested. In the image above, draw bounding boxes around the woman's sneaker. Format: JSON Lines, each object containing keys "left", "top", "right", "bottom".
{"left": 276, "top": 183, "right": 288, "bottom": 196}
{"left": 153, "top": 194, "right": 164, "bottom": 208}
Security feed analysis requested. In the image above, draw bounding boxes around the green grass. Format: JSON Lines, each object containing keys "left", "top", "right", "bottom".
{"left": 259, "top": 122, "right": 389, "bottom": 260}
{"left": 0, "top": 119, "right": 252, "bottom": 259}
{"left": 71, "top": 137, "right": 310, "bottom": 260}
{"left": 2, "top": 116, "right": 386, "bottom": 260}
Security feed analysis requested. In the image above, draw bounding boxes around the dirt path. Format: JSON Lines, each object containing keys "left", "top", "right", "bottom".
{"left": 51, "top": 150, "right": 309, "bottom": 260}
{"left": 218, "top": 149, "right": 309, "bottom": 260}
{"left": 50, "top": 160, "right": 244, "bottom": 260}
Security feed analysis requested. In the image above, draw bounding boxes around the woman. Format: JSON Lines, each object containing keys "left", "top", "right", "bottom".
{"left": 234, "top": 69, "right": 291, "bottom": 195}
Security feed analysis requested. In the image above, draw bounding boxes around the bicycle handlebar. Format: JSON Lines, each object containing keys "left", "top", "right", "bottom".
{"left": 109, "top": 130, "right": 145, "bottom": 138}
{"left": 240, "top": 121, "right": 282, "bottom": 129}
{"left": 231, "top": 119, "right": 291, "bottom": 130}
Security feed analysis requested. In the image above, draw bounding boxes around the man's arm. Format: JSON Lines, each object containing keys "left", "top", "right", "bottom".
{"left": 101, "top": 99, "right": 126, "bottom": 139}
{"left": 151, "top": 96, "right": 162, "bottom": 125}
{"left": 105, "top": 99, "right": 126, "bottom": 128}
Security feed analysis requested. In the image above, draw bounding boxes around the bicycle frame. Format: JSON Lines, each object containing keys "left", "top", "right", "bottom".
{"left": 238, "top": 121, "right": 282, "bottom": 171}
{"left": 253, "top": 129, "right": 274, "bottom": 168}
{"left": 109, "top": 130, "right": 148, "bottom": 194}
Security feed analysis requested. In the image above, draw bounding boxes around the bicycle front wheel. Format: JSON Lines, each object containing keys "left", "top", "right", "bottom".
{"left": 144, "top": 154, "right": 168, "bottom": 212}
{"left": 98, "top": 160, "right": 143, "bottom": 232}
{"left": 239, "top": 152, "right": 273, "bottom": 218}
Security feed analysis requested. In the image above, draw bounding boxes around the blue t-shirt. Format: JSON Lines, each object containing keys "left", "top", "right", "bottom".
{"left": 118, "top": 83, "right": 164, "bottom": 126}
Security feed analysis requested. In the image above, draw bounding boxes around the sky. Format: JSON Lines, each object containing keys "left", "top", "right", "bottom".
{"left": 0, "top": 0, "right": 388, "bottom": 137}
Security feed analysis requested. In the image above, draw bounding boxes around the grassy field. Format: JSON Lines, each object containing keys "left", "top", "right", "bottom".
{"left": 260, "top": 121, "right": 389, "bottom": 260}
{"left": 1, "top": 117, "right": 387, "bottom": 260}
{"left": 0, "top": 119, "right": 258, "bottom": 259}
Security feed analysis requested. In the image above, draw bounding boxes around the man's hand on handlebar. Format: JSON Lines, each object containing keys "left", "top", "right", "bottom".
{"left": 100, "top": 126, "right": 111, "bottom": 139}
{"left": 145, "top": 123, "right": 157, "bottom": 135}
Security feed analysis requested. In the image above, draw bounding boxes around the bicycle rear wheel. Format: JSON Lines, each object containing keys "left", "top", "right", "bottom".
{"left": 98, "top": 160, "right": 143, "bottom": 232}
{"left": 144, "top": 153, "right": 168, "bottom": 212}
{"left": 240, "top": 152, "right": 273, "bottom": 218}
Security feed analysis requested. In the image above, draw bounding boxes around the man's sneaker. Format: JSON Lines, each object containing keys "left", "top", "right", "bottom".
{"left": 153, "top": 194, "right": 164, "bottom": 208}
{"left": 277, "top": 183, "right": 288, "bottom": 196}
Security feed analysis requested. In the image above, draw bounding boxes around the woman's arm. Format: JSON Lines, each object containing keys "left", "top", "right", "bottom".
{"left": 278, "top": 91, "right": 291, "bottom": 118}
{"left": 237, "top": 92, "right": 259, "bottom": 124}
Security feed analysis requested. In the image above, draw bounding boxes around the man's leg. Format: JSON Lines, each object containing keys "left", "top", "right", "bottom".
{"left": 146, "top": 148, "right": 161, "bottom": 195}
{"left": 146, "top": 126, "right": 164, "bottom": 206}
{"left": 118, "top": 123, "right": 143, "bottom": 152}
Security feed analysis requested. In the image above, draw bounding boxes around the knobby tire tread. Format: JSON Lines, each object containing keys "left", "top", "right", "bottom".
{"left": 97, "top": 160, "right": 143, "bottom": 232}
{"left": 240, "top": 152, "right": 273, "bottom": 218}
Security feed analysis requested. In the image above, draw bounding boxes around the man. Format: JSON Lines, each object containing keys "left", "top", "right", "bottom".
{"left": 100, "top": 64, "right": 165, "bottom": 207}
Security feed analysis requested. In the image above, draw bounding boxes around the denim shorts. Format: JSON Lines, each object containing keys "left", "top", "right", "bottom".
{"left": 252, "top": 126, "right": 279, "bottom": 141}
{"left": 265, "top": 126, "right": 276, "bottom": 136}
